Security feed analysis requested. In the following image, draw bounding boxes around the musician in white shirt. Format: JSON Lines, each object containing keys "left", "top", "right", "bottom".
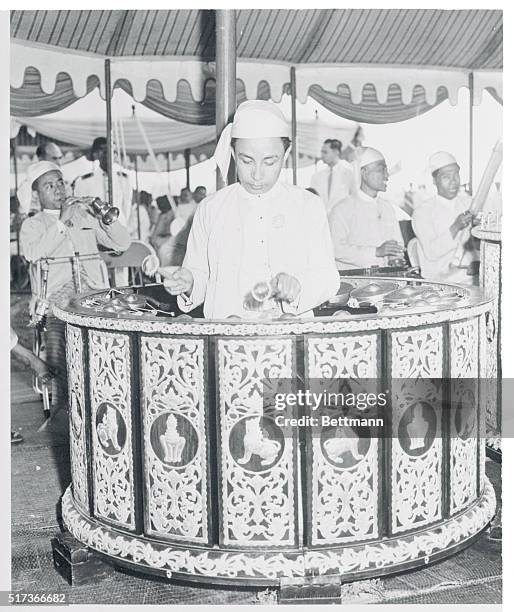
{"left": 412, "top": 152, "right": 478, "bottom": 284}
{"left": 329, "top": 147, "right": 404, "bottom": 270}
{"left": 162, "top": 101, "right": 339, "bottom": 320}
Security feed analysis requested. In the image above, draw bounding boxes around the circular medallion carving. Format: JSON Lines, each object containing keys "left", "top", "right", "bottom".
{"left": 95, "top": 402, "right": 126, "bottom": 455}
{"left": 229, "top": 416, "right": 284, "bottom": 472}
{"left": 320, "top": 424, "right": 370, "bottom": 468}
{"left": 150, "top": 412, "right": 198, "bottom": 467}
{"left": 398, "top": 401, "right": 437, "bottom": 456}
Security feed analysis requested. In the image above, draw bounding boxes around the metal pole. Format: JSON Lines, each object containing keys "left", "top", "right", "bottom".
{"left": 132, "top": 106, "right": 141, "bottom": 240}
{"left": 105, "top": 59, "right": 114, "bottom": 206}
{"left": 290, "top": 66, "right": 298, "bottom": 185}
{"left": 185, "top": 148, "right": 191, "bottom": 190}
{"left": 468, "top": 72, "right": 474, "bottom": 196}
{"left": 215, "top": 10, "right": 237, "bottom": 189}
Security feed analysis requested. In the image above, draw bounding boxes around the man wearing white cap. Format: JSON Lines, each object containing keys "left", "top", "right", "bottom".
{"left": 310, "top": 139, "right": 356, "bottom": 214}
{"left": 20, "top": 161, "right": 131, "bottom": 406}
{"left": 412, "top": 152, "right": 478, "bottom": 283}
{"left": 17, "top": 142, "right": 66, "bottom": 216}
{"left": 328, "top": 147, "right": 404, "bottom": 270}
{"left": 162, "top": 100, "right": 339, "bottom": 319}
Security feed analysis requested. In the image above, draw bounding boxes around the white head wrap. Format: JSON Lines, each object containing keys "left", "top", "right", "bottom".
{"left": 429, "top": 151, "right": 459, "bottom": 174}
{"left": 213, "top": 100, "right": 291, "bottom": 184}
{"left": 357, "top": 147, "right": 385, "bottom": 169}
{"left": 26, "top": 161, "right": 61, "bottom": 190}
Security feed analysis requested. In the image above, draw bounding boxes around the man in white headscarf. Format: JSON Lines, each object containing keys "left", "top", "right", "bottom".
{"left": 412, "top": 152, "right": 478, "bottom": 283}
{"left": 328, "top": 147, "right": 404, "bottom": 270}
{"left": 162, "top": 101, "right": 339, "bottom": 319}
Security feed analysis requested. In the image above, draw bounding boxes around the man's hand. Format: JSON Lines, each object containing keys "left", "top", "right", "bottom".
{"left": 141, "top": 254, "right": 160, "bottom": 277}
{"left": 450, "top": 211, "right": 473, "bottom": 237}
{"left": 376, "top": 240, "right": 404, "bottom": 258}
{"left": 271, "top": 273, "right": 301, "bottom": 303}
{"left": 59, "top": 202, "right": 74, "bottom": 224}
{"left": 162, "top": 267, "right": 194, "bottom": 296}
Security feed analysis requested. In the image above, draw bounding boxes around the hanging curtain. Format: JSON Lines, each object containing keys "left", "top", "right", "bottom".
{"left": 115, "top": 78, "right": 274, "bottom": 125}
{"left": 10, "top": 67, "right": 100, "bottom": 117}
{"left": 307, "top": 83, "right": 450, "bottom": 124}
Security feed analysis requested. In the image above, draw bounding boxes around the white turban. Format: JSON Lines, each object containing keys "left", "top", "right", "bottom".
{"left": 26, "top": 161, "right": 61, "bottom": 190}
{"left": 213, "top": 100, "right": 291, "bottom": 184}
{"left": 357, "top": 147, "right": 385, "bottom": 169}
{"left": 429, "top": 151, "right": 459, "bottom": 174}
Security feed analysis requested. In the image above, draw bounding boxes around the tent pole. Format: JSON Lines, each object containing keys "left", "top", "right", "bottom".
{"left": 167, "top": 152, "right": 171, "bottom": 196}
{"left": 290, "top": 66, "right": 298, "bottom": 185}
{"left": 131, "top": 106, "right": 141, "bottom": 240}
{"left": 185, "top": 148, "right": 191, "bottom": 190}
{"left": 105, "top": 59, "right": 114, "bottom": 206}
{"left": 468, "top": 72, "right": 474, "bottom": 196}
{"left": 215, "top": 9, "right": 237, "bottom": 189}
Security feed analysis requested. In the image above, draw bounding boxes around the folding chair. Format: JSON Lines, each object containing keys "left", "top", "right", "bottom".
{"left": 99, "top": 240, "right": 161, "bottom": 287}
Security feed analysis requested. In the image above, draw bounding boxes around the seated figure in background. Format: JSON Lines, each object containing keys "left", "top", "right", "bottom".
{"left": 412, "top": 152, "right": 479, "bottom": 284}
{"left": 329, "top": 147, "right": 404, "bottom": 270}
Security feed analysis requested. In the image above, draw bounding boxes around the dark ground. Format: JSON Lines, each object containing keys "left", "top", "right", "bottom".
{"left": 10, "top": 291, "right": 502, "bottom": 605}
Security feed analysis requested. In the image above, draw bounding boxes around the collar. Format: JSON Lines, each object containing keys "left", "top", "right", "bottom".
{"left": 357, "top": 189, "right": 378, "bottom": 203}
{"left": 236, "top": 180, "right": 284, "bottom": 203}
{"left": 435, "top": 193, "right": 460, "bottom": 207}
{"left": 42, "top": 208, "right": 60, "bottom": 216}
{"left": 325, "top": 160, "right": 341, "bottom": 172}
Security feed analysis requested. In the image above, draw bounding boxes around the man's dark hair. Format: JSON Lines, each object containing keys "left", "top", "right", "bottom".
{"left": 231, "top": 137, "right": 291, "bottom": 153}
{"left": 91, "top": 137, "right": 107, "bottom": 154}
{"left": 324, "top": 139, "right": 342, "bottom": 153}
{"left": 139, "top": 190, "right": 152, "bottom": 207}
{"left": 156, "top": 195, "right": 172, "bottom": 213}
{"left": 36, "top": 144, "right": 48, "bottom": 160}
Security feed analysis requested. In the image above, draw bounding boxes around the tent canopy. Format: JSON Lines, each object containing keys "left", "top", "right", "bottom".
{"left": 11, "top": 9, "right": 502, "bottom": 123}
{"left": 11, "top": 113, "right": 358, "bottom": 169}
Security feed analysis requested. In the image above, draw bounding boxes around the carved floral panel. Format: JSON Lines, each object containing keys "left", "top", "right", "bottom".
{"left": 89, "top": 330, "right": 135, "bottom": 529}
{"left": 450, "top": 319, "right": 479, "bottom": 514}
{"left": 306, "top": 335, "right": 379, "bottom": 543}
{"left": 482, "top": 241, "right": 501, "bottom": 441}
{"left": 390, "top": 327, "right": 443, "bottom": 533}
{"left": 217, "top": 338, "right": 296, "bottom": 547}
{"left": 140, "top": 336, "right": 208, "bottom": 543}
{"left": 66, "top": 324, "right": 88, "bottom": 512}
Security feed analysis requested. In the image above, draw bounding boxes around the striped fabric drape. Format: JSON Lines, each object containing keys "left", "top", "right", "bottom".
{"left": 10, "top": 10, "right": 502, "bottom": 123}
{"left": 10, "top": 67, "right": 99, "bottom": 117}
{"left": 11, "top": 73, "right": 449, "bottom": 125}
{"left": 308, "top": 83, "right": 450, "bottom": 124}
